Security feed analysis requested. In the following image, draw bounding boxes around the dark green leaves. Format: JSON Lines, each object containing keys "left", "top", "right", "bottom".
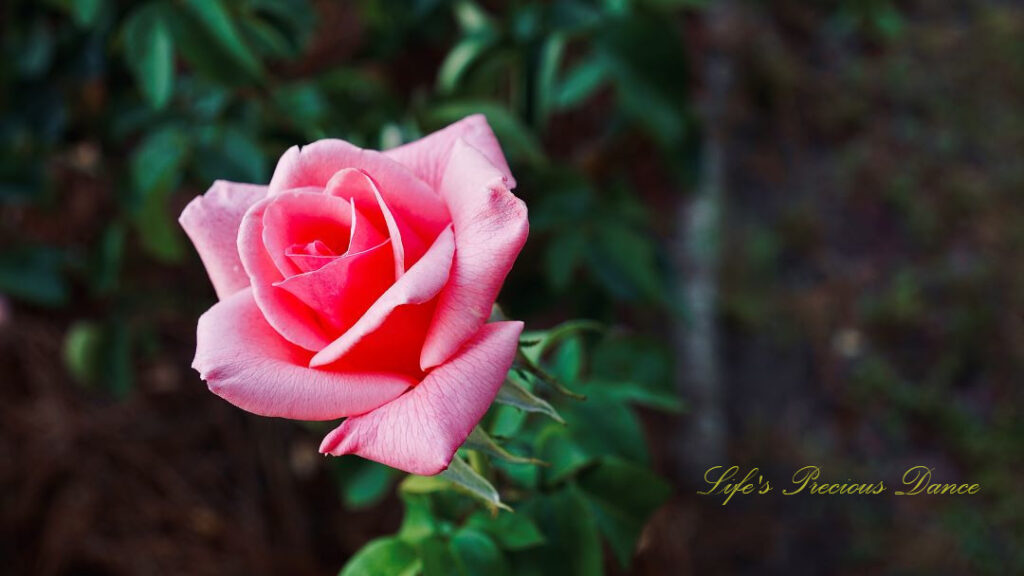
{"left": 182, "top": 0, "right": 263, "bottom": 79}
{"left": 576, "top": 458, "right": 672, "bottom": 566}
{"left": 62, "top": 317, "right": 133, "bottom": 398}
{"left": 466, "top": 510, "right": 545, "bottom": 551}
{"left": 0, "top": 247, "right": 69, "bottom": 307}
{"left": 465, "top": 427, "right": 544, "bottom": 465}
{"left": 402, "top": 456, "right": 510, "bottom": 512}
{"left": 596, "top": 14, "right": 692, "bottom": 150}
{"left": 514, "top": 488, "right": 603, "bottom": 576}
{"left": 495, "top": 374, "right": 565, "bottom": 424}
{"left": 450, "top": 528, "right": 510, "bottom": 576}
{"left": 339, "top": 537, "right": 421, "bottom": 576}
{"left": 331, "top": 459, "right": 401, "bottom": 510}
{"left": 122, "top": 4, "right": 175, "bottom": 110}
{"left": 129, "top": 125, "right": 190, "bottom": 262}
{"left": 439, "top": 456, "right": 511, "bottom": 512}
{"left": 48, "top": 0, "right": 107, "bottom": 29}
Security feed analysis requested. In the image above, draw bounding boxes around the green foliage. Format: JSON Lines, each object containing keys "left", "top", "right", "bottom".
{"left": 122, "top": 4, "right": 175, "bottom": 110}
{"left": 0, "top": 247, "right": 69, "bottom": 307}
{"left": 330, "top": 459, "right": 401, "bottom": 510}
{"left": 338, "top": 323, "right": 680, "bottom": 575}
{"left": 340, "top": 537, "right": 421, "bottom": 576}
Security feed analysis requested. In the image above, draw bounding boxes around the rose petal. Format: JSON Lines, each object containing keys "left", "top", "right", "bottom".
{"left": 275, "top": 239, "right": 395, "bottom": 334}
{"left": 261, "top": 192, "right": 383, "bottom": 278}
{"left": 309, "top": 226, "right": 456, "bottom": 368}
{"left": 325, "top": 300, "right": 437, "bottom": 377}
{"left": 319, "top": 321, "right": 524, "bottom": 475}
{"left": 419, "top": 139, "right": 528, "bottom": 370}
{"left": 194, "top": 289, "right": 413, "bottom": 420}
{"left": 384, "top": 114, "right": 515, "bottom": 191}
{"left": 238, "top": 194, "right": 333, "bottom": 351}
{"left": 269, "top": 140, "right": 450, "bottom": 243}
{"left": 179, "top": 180, "right": 268, "bottom": 300}
{"left": 324, "top": 168, "right": 428, "bottom": 277}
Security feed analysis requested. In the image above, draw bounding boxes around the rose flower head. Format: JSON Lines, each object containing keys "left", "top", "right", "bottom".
{"left": 179, "top": 116, "right": 528, "bottom": 475}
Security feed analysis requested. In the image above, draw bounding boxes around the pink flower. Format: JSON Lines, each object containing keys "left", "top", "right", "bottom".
{"left": 180, "top": 116, "right": 527, "bottom": 475}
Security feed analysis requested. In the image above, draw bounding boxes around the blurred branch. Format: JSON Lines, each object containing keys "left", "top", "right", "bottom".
{"left": 673, "top": 0, "right": 736, "bottom": 478}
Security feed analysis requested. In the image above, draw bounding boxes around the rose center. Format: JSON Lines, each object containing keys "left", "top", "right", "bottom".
{"left": 285, "top": 236, "right": 348, "bottom": 273}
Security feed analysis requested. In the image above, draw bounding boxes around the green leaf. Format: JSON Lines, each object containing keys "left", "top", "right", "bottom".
{"left": 589, "top": 379, "right": 684, "bottom": 412}
{"left": 544, "top": 230, "right": 586, "bottom": 291}
{"left": 48, "top": 0, "right": 106, "bottom": 28}
{"left": 495, "top": 375, "right": 565, "bottom": 424}
{"left": 89, "top": 223, "right": 126, "bottom": 295}
{"left": 536, "top": 424, "right": 591, "bottom": 485}
{"left": 401, "top": 460, "right": 510, "bottom": 512}
{"left": 576, "top": 457, "right": 672, "bottom": 566}
{"left": 341, "top": 462, "right": 399, "bottom": 510}
{"left": 419, "top": 535, "right": 460, "bottom": 576}
{"left": 554, "top": 57, "right": 609, "bottom": 109}
{"left": 464, "top": 427, "right": 543, "bottom": 466}
{"left": 194, "top": 125, "right": 268, "bottom": 185}
{"left": 63, "top": 317, "right": 134, "bottom": 398}
{"left": 592, "top": 334, "right": 671, "bottom": 389}
{"left": 64, "top": 321, "right": 102, "bottom": 386}
{"left": 514, "top": 352, "right": 584, "bottom": 400}
{"left": 0, "top": 247, "right": 68, "bottom": 307}
{"left": 451, "top": 528, "right": 509, "bottom": 576}
{"left": 590, "top": 222, "right": 665, "bottom": 303}
{"left": 121, "top": 4, "right": 175, "bottom": 110}
{"left": 398, "top": 493, "right": 437, "bottom": 544}
{"left": 339, "top": 537, "right": 421, "bottom": 576}
{"left": 535, "top": 33, "right": 566, "bottom": 125}
{"left": 453, "top": 0, "right": 495, "bottom": 34}
{"left": 467, "top": 510, "right": 545, "bottom": 551}
{"left": 488, "top": 403, "right": 527, "bottom": 438}
{"left": 563, "top": 388, "right": 650, "bottom": 465}
{"left": 597, "top": 14, "right": 691, "bottom": 148}
{"left": 438, "top": 34, "right": 497, "bottom": 93}
{"left": 530, "top": 320, "right": 605, "bottom": 361}
{"left": 400, "top": 474, "right": 450, "bottom": 495}
{"left": 182, "top": 0, "right": 263, "bottom": 79}
{"left": 426, "top": 101, "right": 545, "bottom": 166}
{"left": 515, "top": 488, "right": 603, "bottom": 576}
{"left": 439, "top": 456, "right": 511, "bottom": 512}
{"left": 130, "top": 125, "right": 189, "bottom": 197}
{"left": 16, "top": 20, "right": 54, "bottom": 78}
{"left": 550, "top": 335, "right": 584, "bottom": 383}
{"left": 130, "top": 125, "right": 190, "bottom": 262}
{"left": 273, "top": 83, "right": 329, "bottom": 132}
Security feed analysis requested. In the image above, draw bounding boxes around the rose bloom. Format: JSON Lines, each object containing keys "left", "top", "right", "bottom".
{"left": 179, "top": 116, "right": 527, "bottom": 475}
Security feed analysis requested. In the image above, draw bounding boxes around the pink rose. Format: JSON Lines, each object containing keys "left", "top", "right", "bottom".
{"left": 179, "top": 116, "right": 527, "bottom": 475}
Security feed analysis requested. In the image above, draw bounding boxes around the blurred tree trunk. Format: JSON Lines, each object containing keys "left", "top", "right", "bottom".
{"left": 673, "top": 0, "right": 736, "bottom": 480}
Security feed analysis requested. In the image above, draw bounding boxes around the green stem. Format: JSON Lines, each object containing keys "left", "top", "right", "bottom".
{"left": 468, "top": 449, "right": 491, "bottom": 481}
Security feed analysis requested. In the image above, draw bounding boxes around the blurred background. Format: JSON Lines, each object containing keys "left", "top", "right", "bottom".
{"left": 1, "top": 0, "right": 1021, "bottom": 574}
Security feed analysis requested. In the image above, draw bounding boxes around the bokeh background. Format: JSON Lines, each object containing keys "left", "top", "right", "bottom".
{"left": 1, "top": 0, "right": 1021, "bottom": 574}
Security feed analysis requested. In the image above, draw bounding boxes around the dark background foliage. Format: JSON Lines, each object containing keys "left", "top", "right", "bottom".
{"left": 0, "top": 0, "right": 1021, "bottom": 574}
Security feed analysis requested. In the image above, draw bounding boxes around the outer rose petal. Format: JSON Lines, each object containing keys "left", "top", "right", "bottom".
{"left": 269, "top": 140, "right": 450, "bottom": 243}
{"left": 319, "top": 321, "right": 524, "bottom": 475}
{"left": 194, "top": 289, "right": 413, "bottom": 420}
{"left": 420, "top": 139, "right": 528, "bottom": 370}
{"left": 179, "top": 180, "right": 268, "bottom": 299}
{"left": 384, "top": 114, "right": 516, "bottom": 191}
